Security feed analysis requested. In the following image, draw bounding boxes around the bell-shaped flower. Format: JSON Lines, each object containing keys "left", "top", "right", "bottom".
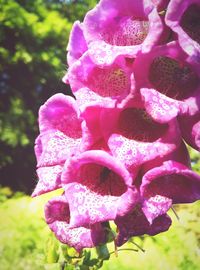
{"left": 165, "top": 0, "right": 200, "bottom": 64}
{"left": 134, "top": 41, "right": 200, "bottom": 118}
{"left": 101, "top": 98, "right": 181, "bottom": 169}
{"left": 115, "top": 205, "right": 172, "bottom": 246}
{"left": 67, "top": 53, "right": 135, "bottom": 109}
{"left": 45, "top": 195, "right": 106, "bottom": 252}
{"left": 83, "top": 0, "right": 164, "bottom": 66}
{"left": 140, "top": 143, "right": 200, "bottom": 224}
{"left": 32, "top": 94, "right": 85, "bottom": 197}
{"left": 61, "top": 150, "right": 139, "bottom": 228}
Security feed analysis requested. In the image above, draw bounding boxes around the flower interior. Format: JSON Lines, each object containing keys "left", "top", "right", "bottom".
{"left": 88, "top": 66, "right": 129, "bottom": 97}
{"left": 149, "top": 56, "right": 199, "bottom": 100}
{"left": 46, "top": 200, "right": 70, "bottom": 223}
{"left": 77, "top": 163, "right": 127, "bottom": 196}
{"left": 143, "top": 174, "right": 199, "bottom": 203}
{"left": 180, "top": 4, "right": 200, "bottom": 44}
{"left": 118, "top": 108, "right": 168, "bottom": 142}
{"left": 101, "top": 16, "right": 149, "bottom": 46}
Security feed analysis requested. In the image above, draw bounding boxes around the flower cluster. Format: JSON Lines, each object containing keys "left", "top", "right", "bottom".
{"left": 33, "top": 0, "right": 200, "bottom": 252}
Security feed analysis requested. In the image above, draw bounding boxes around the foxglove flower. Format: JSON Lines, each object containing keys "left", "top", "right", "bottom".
{"left": 115, "top": 206, "right": 172, "bottom": 246}
{"left": 45, "top": 195, "right": 106, "bottom": 252}
{"left": 61, "top": 150, "right": 139, "bottom": 228}
{"left": 134, "top": 41, "right": 200, "bottom": 117}
{"left": 140, "top": 144, "right": 200, "bottom": 224}
{"left": 83, "top": 0, "right": 163, "bottom": 65}
{"left": 67, "top": 53, "right": 134, "bottom": 108}
{"left": 166, "top": 0, "right": 200, "bottom": 64}
{"left": 33, "top": 94, "right": 84, "bottom": 197}
{"left": 101, "top": 99, "right": 181, "bottom": 168}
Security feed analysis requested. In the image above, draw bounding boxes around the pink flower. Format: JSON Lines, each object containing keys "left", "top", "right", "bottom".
{"left": 67, "top": 53, "right": 135, "bottom": 108}
{"left": 134, "top": 41, "right": 200, "bottom": 116}
{"left": 45, "top": 195, "right": 106, "bottom": 252}
{"left": 100, "top": 98, "right": 181, "bottom": 169}
{"left": 61, "top": 150, "right": 139, "bottom": 227}
{"left": 83, "top": 0, "right": 163, "bottom": 65}
{"left": 140, "top": 142, "right": 200, "bottom": 223}
{"left": 32, "top": 94, "right": 85, "bottom": 197}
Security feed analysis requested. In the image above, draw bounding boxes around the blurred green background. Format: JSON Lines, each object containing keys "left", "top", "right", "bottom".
{"left": 0, "top": 0, "right": 200, "bottom": 269}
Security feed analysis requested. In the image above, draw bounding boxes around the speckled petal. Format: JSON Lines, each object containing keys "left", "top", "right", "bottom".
{"left": 134, "top": 41, "right": 200, "bottom": 115}
{"left": 67, "top": 52, "right": 135, "bottom": 108}
{"left": 61, "top": 150, "right": 139, "bottom": 227}
{"left": 101, "top": 101, "right": 181, "bottom": 168}
{"left": 33, "top": 94, "right": 83, "bottom": 197}
{"left": 140, "top": 88, "right": 180, "bottom": 123}
{"left": 35, "top": 94, "right": 83, "bottom": 167}
{"left": 142, "top": 195, "right": 172, "bottom": 224}
{"left": 32, "top": 165, "right": 63, "bottom": 197}
{"left": 115, "top": 206, "right": 172, "bottom": 246}
{"left": 45, "top": 196, "right": 106, "bottom": 252}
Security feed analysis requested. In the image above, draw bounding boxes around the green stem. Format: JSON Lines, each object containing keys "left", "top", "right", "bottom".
{"left": 130, "top": 240, "right": 145, "bottom": 253}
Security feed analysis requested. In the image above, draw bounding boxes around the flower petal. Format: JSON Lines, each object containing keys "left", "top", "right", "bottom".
{"left": 45, "top": 196, "right": 106, "bottom": 252}
{"left": 67, "top": 21, "right": 88, "bottom": 67}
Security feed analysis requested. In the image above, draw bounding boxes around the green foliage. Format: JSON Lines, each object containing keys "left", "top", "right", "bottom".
{"left": 0, "top": 0, "right": 97, "bottom": 192}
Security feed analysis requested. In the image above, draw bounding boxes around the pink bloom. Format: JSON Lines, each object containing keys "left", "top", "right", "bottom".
{"left": 134, "top": 41, "right": 200, "bottom": 117}
{"left": 101, "top": 99, "right": 181, "bottom": 169}
{"left": 115, "top": 206, "right": 171, "bottom": 246}
{"left": 166, "top": 0, "right": 200, "bottom": 64}
{"left": 139, "top": 141, "right": 199, "bottom": 223}
{"left": 61, "top": 150, "right": 139, "bottom": 228}
{"left": 140, "top": 145, "right": 200, "bottom": 222}
{"left": 83, "top": 0, "right": 163, "bottom": 65}
{"left": 67, "top": 53, "right": 135, "bottom": 108}
{"left": 32, "top": 94, "right": 84, "bottom": 197}
{"left": 45, "top": 195, "right": 106, "bottom": 252}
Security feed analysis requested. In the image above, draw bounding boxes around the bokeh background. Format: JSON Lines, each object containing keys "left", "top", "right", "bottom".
{"left": 0, "top": 1, "right": 200, "bottom": 269}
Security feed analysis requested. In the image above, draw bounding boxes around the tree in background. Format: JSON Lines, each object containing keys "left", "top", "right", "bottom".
{"left": 0, "top": 0, "right": 97, "bottom": 193}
